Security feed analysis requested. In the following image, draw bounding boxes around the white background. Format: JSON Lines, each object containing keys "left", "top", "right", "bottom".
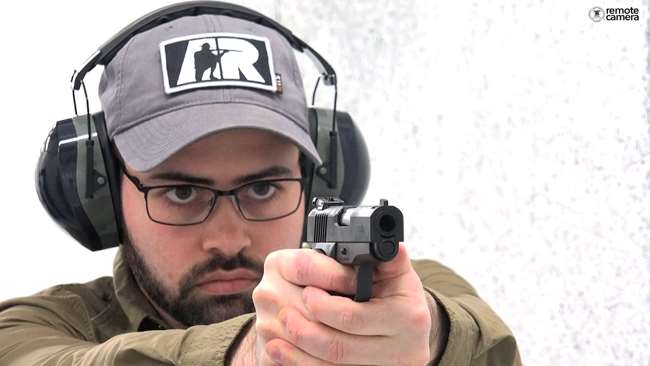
{"left": 0, "top": 0, "right": 648, "bottom": 365}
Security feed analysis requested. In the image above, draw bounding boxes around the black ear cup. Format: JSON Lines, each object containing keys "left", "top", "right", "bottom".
{"left": 36, "top": 113, "right": 122, "bottom": 251}
{"left": 307, "top": 108, "right": 370, "bottom": 210}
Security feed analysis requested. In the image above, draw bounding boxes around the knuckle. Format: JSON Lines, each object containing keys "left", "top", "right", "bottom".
{"left": 255, "top": 321, "right": 277, "bottom": 341}
{"left": 252, "top": 286, "right": 269, "bottom": 302}
{"left": 294, "top": 253, "right": 313, "bottom": 284}
{"left": 262, "top": 259, "right": 274, "bottom": 276}
{"left": 324, "top": 271, "right": 337, "bottom": 290}
{"left": 264, "top": 250, "right": 280, "bottom": 270}
{"left": 325, "top": 268, "right": 350, "bottom": 292}
{"left": 266, "top": 249, "right": 292, "bottom": 271}
{"left": 252, "top": 286, "right": 277, "bottom": 308}
{"left": 347, "top": 274, "right": 357, "bottom": 292}
{"left": 407, "top": 306, "right": 431, "bottom": 330}
{"left": 325, "top": 334, "right": 346, "bottom": 363}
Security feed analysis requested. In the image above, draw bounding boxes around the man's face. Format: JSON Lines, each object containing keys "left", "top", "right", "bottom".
{"left": 120, "top": 128, "right": 305, "bottom": 326}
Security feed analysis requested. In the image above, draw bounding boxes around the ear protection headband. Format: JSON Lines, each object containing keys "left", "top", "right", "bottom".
{"left": 35, "top": 1, "right": 370, "bottom": 251}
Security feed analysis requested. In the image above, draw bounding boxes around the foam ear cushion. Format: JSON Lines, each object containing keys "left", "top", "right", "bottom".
{"left": 93, "top": 112, "right": 126, "bottom": 245}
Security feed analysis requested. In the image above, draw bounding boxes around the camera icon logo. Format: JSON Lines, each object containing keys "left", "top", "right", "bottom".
{"left": 589, "top": 7, "right": 605, "bottom": 22}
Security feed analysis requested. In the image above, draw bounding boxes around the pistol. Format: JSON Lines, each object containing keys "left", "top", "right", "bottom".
{"left": 303, "top": 197, "right": 404, "bottom": 302}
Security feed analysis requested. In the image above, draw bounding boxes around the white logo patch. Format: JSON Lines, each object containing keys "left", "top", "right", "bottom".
{"left": 160, "top": 32, "right": 277, "bottom": 95}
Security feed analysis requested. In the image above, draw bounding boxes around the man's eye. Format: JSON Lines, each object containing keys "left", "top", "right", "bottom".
{"left": 246, "top": 182, "right": 277, "bottom": 200}
{"left": 165, "top": 186, "right": 197, "bottom": 204}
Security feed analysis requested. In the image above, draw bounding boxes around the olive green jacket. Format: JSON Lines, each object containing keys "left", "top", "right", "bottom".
{"left": 0, "top": 249, "right": 522, "bottom": 365}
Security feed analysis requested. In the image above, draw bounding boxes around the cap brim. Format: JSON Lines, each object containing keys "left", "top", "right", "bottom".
{"left": 113, "top": 103, "right": 322, "bottom": 172}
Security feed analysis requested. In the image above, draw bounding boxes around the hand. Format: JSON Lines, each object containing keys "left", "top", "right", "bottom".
{"left": 252, "top": 243, "right": 435, "bottom": 365}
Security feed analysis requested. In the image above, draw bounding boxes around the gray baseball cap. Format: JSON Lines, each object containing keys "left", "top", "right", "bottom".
{"left": 99, "top": 13, "right": 322, "bottom": 172}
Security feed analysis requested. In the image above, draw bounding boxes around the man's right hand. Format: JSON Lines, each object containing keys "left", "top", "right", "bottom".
{"left": 230, "top": 248, "right": 350, "bottom": 366}
{"left": 245, "top": 248, "right": 357, "bottom": 365}
{"left": 246, "top": 245, "right": 432, "bottom": 366}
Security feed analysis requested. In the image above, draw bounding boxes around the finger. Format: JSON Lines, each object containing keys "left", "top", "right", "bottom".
{"left": 368, "top": 244, "right": 424, "bottom": 300}
{"left": 273, "top": 249, "right": 357, "bottom": 294}
{"left": 253, "top": 276, "right": 316, "bottom": 321}
{"left": 302, "top": 286, "right": 409, "bottom": 336}
{"left": 278, "top": 307, "right": 398, "bottom": 365}
{"left": 373, "top": 243, "right": 412, "bottom": 282}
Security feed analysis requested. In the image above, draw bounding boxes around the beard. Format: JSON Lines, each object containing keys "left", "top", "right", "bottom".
{"left": 121, "top": 237, "right": 263, "bottom": 327}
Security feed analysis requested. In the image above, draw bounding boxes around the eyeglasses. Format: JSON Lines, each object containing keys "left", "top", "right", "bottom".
{"left": 121, "top": 168, "right": 304, "bottom": 226}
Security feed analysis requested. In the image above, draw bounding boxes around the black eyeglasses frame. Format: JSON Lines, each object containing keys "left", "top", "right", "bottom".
{"left": 120, "top": 168, "right": 305, "bottom": 226}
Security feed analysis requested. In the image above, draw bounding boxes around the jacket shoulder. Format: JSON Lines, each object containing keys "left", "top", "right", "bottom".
{"left": 34, "top": 276, "right": 115, "bottom": 314}
{"left": 0, "top": 276, "right": 116, "bottom": 341}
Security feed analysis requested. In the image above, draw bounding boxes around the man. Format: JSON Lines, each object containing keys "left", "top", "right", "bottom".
{"left": 0, "top": 4, "right": 521, "bottom": 365}
{"left": 194, "top": 42, "right": 231, "bottom": 81}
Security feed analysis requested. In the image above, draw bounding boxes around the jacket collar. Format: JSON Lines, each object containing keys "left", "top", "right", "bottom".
{"left": 112, "top": 247, "right": 168, "bottom": 331}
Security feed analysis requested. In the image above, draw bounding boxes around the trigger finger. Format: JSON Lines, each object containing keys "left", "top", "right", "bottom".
{"left": 279, "top": 249, "right": 357, "bottom": 294}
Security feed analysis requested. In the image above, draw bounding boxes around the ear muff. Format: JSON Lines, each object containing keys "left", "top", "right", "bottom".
{"left": 36, "top": 112, "right": 123, "bottom": 251}
{"left": 306, "top": 107, "right": 370, "bottom": 210}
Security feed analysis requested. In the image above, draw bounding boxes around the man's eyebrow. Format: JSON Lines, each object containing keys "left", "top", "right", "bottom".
{"left": 148, "top": 172, "right": 214, "bottom": 186}
{"left": 148, "top": 166, "right": 295, "bottom": 187}
{"left": 232, "top": 166, "right": 294, "bottom": 186}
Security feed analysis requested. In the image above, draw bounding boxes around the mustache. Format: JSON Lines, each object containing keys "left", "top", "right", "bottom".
{"left": 178, "top": 252, "right": 264, "bottom": 297}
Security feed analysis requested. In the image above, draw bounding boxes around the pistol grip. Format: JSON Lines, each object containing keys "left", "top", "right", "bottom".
{"left": 322, "top": 262, "right": 374, "bottom": 302}
{"left": 354, "top": 263, "right": 374, "bottom": 302}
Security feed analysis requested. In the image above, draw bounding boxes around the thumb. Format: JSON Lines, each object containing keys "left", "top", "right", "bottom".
{"left": 373, "top": 243, "right": 413, "bottom": 281}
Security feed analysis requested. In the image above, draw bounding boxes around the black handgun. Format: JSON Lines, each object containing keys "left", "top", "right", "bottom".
{"left": 303, "top": 197, "right": 404, "bottom": 302}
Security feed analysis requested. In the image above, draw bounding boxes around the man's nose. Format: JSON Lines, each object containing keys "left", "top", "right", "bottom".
{"left": 199, "top": 195, "right": 252, "bottom": 256}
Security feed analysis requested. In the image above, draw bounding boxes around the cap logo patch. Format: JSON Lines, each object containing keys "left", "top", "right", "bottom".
{"left": 160, "top": 32, "right": 277, "bottom": 94}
